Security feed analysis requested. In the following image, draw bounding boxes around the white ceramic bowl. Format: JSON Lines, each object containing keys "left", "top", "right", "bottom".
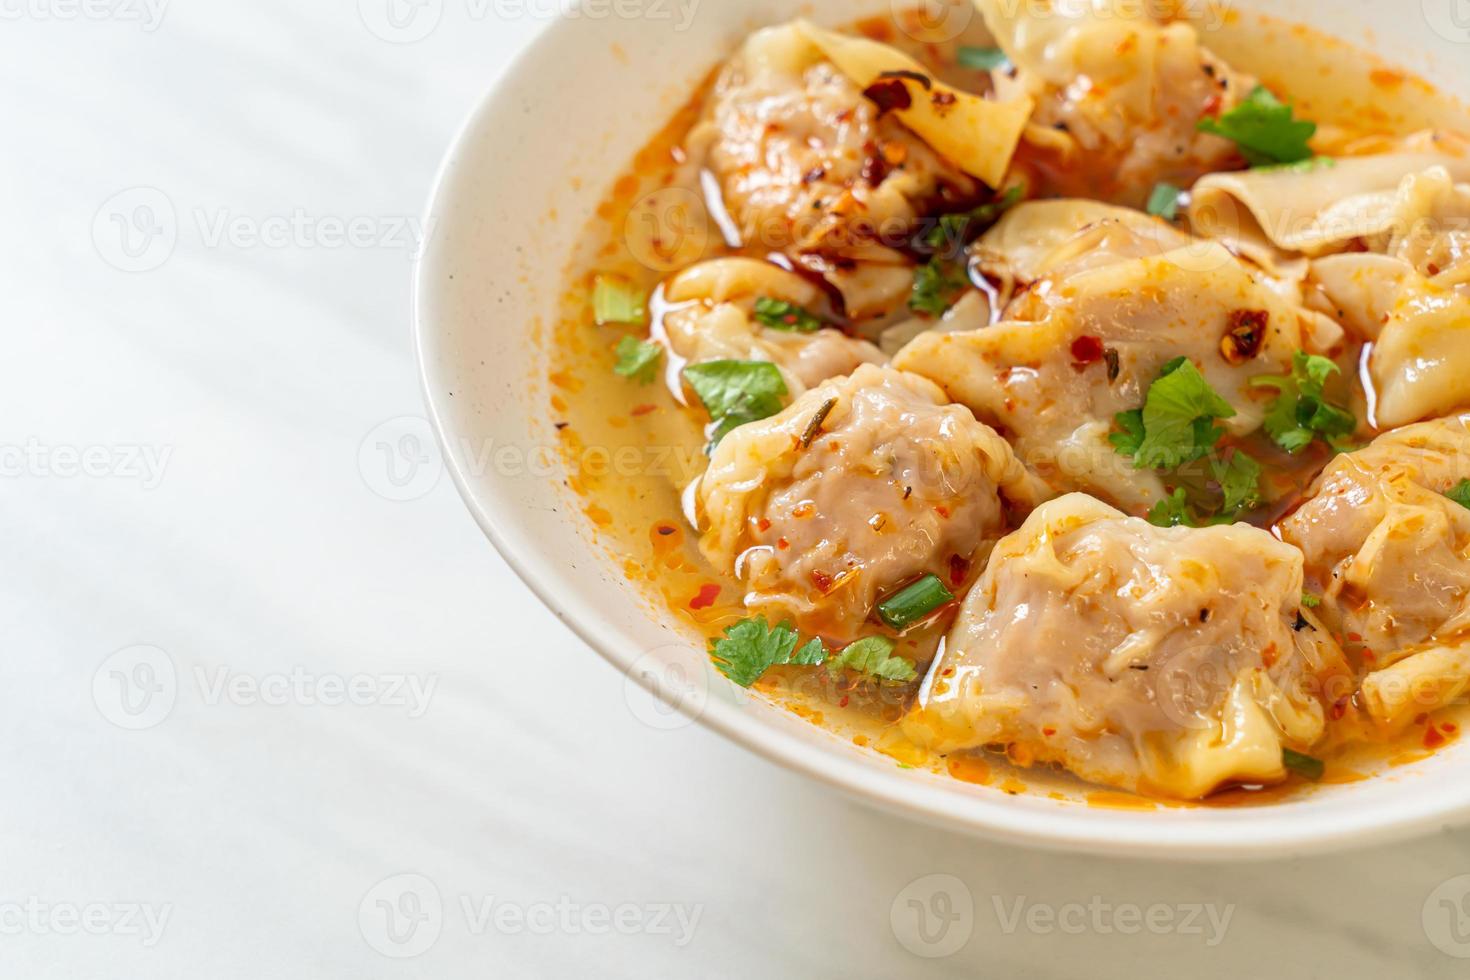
{"left": 416, "top": 0, "right": 1470, "bottom": 858}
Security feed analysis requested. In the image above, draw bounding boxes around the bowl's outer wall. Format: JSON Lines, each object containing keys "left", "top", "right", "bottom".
{"left": 416, "top": 0, "right": 1470, "bottom": 858}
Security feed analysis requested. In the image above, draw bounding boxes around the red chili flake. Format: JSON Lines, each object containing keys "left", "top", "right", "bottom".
{"left": 689, "top": 584, "right": 721, "bottom": 610}
{"left": 1347, "top": 632, "right": 1364, "bottom": 644}
{"left": 1221, "top": 309, "right": 1268, "bottom": 364}
{"left": 930, "top": 90, "right": 956, "bottom": 110}
{"left": 1070, "top": 335, "right": 1105, "bottom": 366}
{"left": 756, "top": 518, "right": 772, "bottom": 532}
{"left": 1042, "top": 726, "right": 1057, "bottom": 737}
{"left": 1425, "top": 726, "right": 1448, "bottom": 749}
{"left": 935, "top": 505, "right": 951, "bottom": 519}
{"left": 1330, "top": 696, "right": 1349, "bottom": 721}
{"left": 776, "top": 537, "right": 790, "bottom": 550}
{"left": 631, "top": 404, "right": 657, "bottom": 417}
{"left": 838, "top": 696, "right": 850, "bottom": 708}
{"left": 1445, "top": 723, "right": 1459, "bottom": 734}
{"left": 811, "top": 569, "right": 834, "bottom": 593}
{"left": 862, "top": 79, "right": 912, "bottom": 114}
{"left": 1428, "top": 262, "right": 1442, "bottom": 276}
{"left": 948, "top": 554, "right": 971, "bottom": 587}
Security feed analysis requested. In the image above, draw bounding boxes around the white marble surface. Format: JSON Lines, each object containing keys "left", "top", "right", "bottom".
{"left": 7, "top": 2, "right": 1470, "bottom": 976}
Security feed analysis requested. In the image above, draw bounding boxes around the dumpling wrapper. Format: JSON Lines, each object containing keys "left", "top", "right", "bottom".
{"left": 795, "top": 20, "right": 1032, "bottom": 188}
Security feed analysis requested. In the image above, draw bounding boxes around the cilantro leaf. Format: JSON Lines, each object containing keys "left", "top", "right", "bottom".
{"left": 924, "top": 186, "right": 1024, "bottom": 251}
{"left": 709, "top": 617, "right": 828, "bottom": 688}
{"left": 1148, "top": 489, "right": 1194, "bottom": 528}
{"left": 956, "top": 45, "right": 1010, "bottom": 71}
{"left": 1146, "top": 182, "right": 1183, "bottom": 221}
{"left": 1197, "top": 85, "right": 1317, "bottom": 167}
{"left": 909, "top": 257, "right": 969, "bottom": 317}
{"left": 826, "top": 636, "right": 917, "bottom": 683}
{"left": 612, "top": 336, "right": 662, "bottom": 384}
{"left": 753, "top": 297, "right": 825, "bottom": 333}
{"left": 1213, "top": 449, "right": 1263, "bottom": 514}
{"left": 1301, "top": 592, "right": 1322, "bottom": 608}
{"left": 1109, "top": 409, "right": 1146, "bottom": 456}
{"left": 682, "top": 360, "right": 788, "bottom": 447}
{"left": 1447, "top": 479, "right": 1470, "bottom": 511}
{"left": 1132, "top": 358, "right": 1236, "bottom": 470}
{"left": 1250, "top": 353, "right": 1356, "bottom": 455}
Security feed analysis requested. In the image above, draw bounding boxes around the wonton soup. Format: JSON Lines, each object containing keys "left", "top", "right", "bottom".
{"left": 548, "top": 0, "right": 1470, "bottom": 803}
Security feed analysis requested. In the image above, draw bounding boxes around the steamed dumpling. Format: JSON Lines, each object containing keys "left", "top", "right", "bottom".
{"left": 691, "top": 23, "right": 983, "bottom": 321}
{"left": 894, "top": 236, "right": 1340, "bottom": 512}
{"left": 976, "top": 0, "right": 1258, "bottom": 205}
{"left": 697, "top": 365, "right": 1049, "bottom": 642}
{"left": 661, "top": 259, "right": 885, "bottom": 397}
{"left": 903, "top": 494, "right": 1349, "bottom": 799}
{"left": 1278, "top": 415, "right": 1470, "bottom": 727}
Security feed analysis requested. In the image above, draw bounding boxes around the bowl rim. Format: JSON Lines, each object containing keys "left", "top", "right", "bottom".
{"left": 413, "top": 9, "right": 1470, "bottom": 861}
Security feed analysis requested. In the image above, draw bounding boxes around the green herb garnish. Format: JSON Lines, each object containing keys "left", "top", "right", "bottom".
{"left": 1113, "top": 357, "right": 1235, "bottom": 471}
{"left": 1282, "top": 748, "right": 1325, "bottom": 781}
{"left": 753, "top": 297, "right": 825, "bottom": 333}
{"left": 1148, "top": 489, "right": 1194, "bottom": 528}
{"left": 613, "top": 336, "right": 662, "bottom": 384}
{"left": 709, "top": 617, "right": 827, "bottom": 688}
{"left": 1197, "top": 85, "right": 1316, "bottom": 167}
{"left": 909, "top": 257, "right": 970, "bottom": 317}
{"left": 1446, "top": 479, "right": 1470, "bottom": 510}
{"left": 592, "top": 274, "right": 646, "bottom": 326}
{"left": 1214, "top": 449, "right": 1263, "bottom": 514}
{"left": 924, "top": 186, "right": 1025, "bottom": 251}
{"left": 682, "top": 360, "right": 788, "bottom": 447}
{"left": 877, "top": 574, "right": 955, "bottom": 630}
{"left": 1146, "top": 182, "right": 1183, "bottom": 221}
{"left": 1250, "top": 353, "right": 1356, "bottom": 454}
{"left": 956, "top": 46, "right": 1011, "bottom": 71}
{"left": 826, "top": 636, "right": 918, "bottom": 683}
{"left": 1301, "top": 593, "right": 1322, "bottom": 608}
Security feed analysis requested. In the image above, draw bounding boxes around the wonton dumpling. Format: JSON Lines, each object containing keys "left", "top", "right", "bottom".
{"left": 692, "top": 24, "right": 988, "bottom": 321}
{"left": 903, "top": 494, "right": 1348, "bottom": 799}
{"left": 1278, "top": 415, "right": 1470, "bottom": 727}
{"left": 894, "top": 240, "right": 1339, "bottom": 511}
{"left": 976, "top": 0, "right": 1256, "bottom": 205}
{"left": 661, "top": 259, "right": 885, "bottom": 397}
{"left": 697, "top": 365, "right": 1049, "bottom": 642}
{"left": 1308, "top": 167, "right": 1470, "bottom": 426}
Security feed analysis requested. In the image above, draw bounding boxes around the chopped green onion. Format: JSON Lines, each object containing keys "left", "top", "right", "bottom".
{"left": 1301, "top": 592, "right": 1322, "bottom": 609}
{"left": 1146, "top": 182, "right": 1183, "bottom": 221}
{"left": 1282, "top": 748, "right": 1325, "bottom": 781}
{"left": 592, "top": 275, "right": 646, "bottom": 326}
{"left": 909, "top": 257, "right": 969, "bottom": 317}
{"left": 877, "top": 574, "right": 955, "bottom": 630}
{"left": 956, "top": 46, "right": 1010, "bottom": 71}
{"left": 753, "top": 297, "right": 824, "bottom": 333}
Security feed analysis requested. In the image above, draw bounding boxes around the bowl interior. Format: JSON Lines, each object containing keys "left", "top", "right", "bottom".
{"left": 416, "top": 0, "right": 1470, "bottom": 857}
